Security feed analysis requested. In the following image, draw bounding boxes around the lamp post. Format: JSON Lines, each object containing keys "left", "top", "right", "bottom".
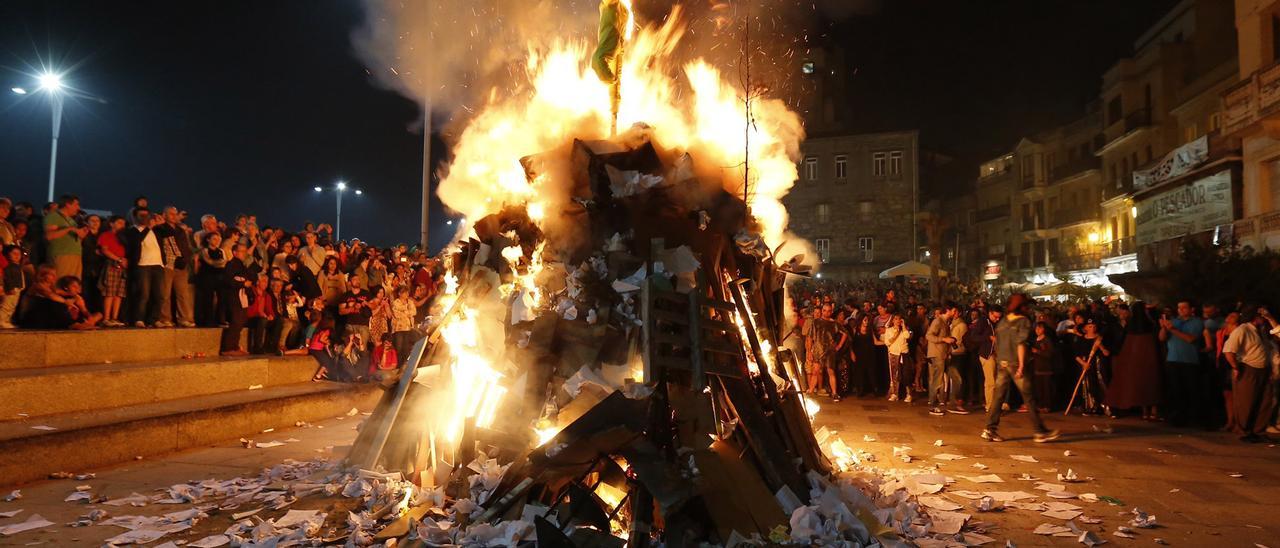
{"left": 12, "top": 73, "right": 65, "bottom": 203}
{"left": 314, "top": 181, "right": 362, "bottom": 242}
{"left": 12, "top": 71, "right": 106, "bottom": 203}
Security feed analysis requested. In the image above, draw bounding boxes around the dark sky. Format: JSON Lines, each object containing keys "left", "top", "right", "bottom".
{"left": 1, "top": 0, "right": 1177, "bottom": 245}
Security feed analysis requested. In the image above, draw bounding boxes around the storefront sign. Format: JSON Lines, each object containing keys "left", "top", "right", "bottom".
{"left": 1135, "top": 169, "right": 1233, "bottom": 246}
{"left": 982, "top": 261, "right": 1002, "bottom": 280}
{"left": 1132, "top": 135, "right": 1208, "bottom": 192}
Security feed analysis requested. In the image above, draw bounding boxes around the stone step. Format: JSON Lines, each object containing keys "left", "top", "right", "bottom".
{"left": 0, "top": 327, "right": 222, "bottom": 370}
{"left": 0, "top": 382, "right": 382, "bottom": 486}
{"left": 0, "top": 355, "right": 321, "bottom": 420}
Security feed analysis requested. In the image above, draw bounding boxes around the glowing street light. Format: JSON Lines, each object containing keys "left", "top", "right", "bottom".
{"left": 11, "top": 70, "right": 103, "bottom": 203}
{"left": 314, "top": 180, "right": 362, "bottom": 242}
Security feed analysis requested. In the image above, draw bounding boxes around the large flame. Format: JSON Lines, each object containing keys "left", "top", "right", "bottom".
{"left": 426, "top": 5, "right": 809, "bottom": 464}
{"left": 437, "top": 6, "right": 805, "bottom": 248}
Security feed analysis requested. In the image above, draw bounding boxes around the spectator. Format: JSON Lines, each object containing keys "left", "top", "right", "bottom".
{"left": 925, "top": 301, "right": 962, "bottom": 416}
{"left": 1222, "top": 310, "right": 1277, "bottom": 442}
{"left": 285, "top": 254, "right": 321, "bottom": 301}
{"left": 1069, "top": 318, "right": 1110, "bottom": 415}
{"left": 195, "top": 232, "right": 228, "bottom": 327}
{"left": 246, "top": 274, "right": 276, "bottom": 354}
{"left": 1159, "top": 301, "right": 1206, "bottom": 427}
{"left": 0, "top": 198, "right": 16, "bottom": 245}
{"left": 390, "top": 285, "right": 418, "bottom": 365}
{"left": 338, "top": 281, "right": 373, "bottom": 348}
{"left": 44, "top": 194, "right": 87, "bottom": 279}
{"left": 193, "top": 214, "right": 219, "bottom": 249}
{"left": 881, "top": 313, "right": 908, "bottom": 401}
{"left": 81, "top": 214, "right": 104, "bottom": 313}
{"left": 299, "top": 231, "right": 326, "bottom": 275}
{"left": 96, "top": 216, "right": 129, "bottom": 327}
{"left": 318, "top": 257, "right": 348, "bottom": 305}
{"left": 155, "top": 206, "right": 196, "bottom": 328}
{"left": 1106, "top": 302, "right": 1162, "bottom": 420}
{"left": 1030, "top": 321, "right": 1058, "bottom": 413}
{"left": 273, "top": 282, "right": 306, "bottom": 354}
{"left": 0, "top": 244, "right": 25, "bottom": 328}
{"left": 123, "top": 207, "right": 165, "bottom": 327}
{"left": 370, "top": 333, "right": 398, "bottom": 377}
{"left": 220, "top": 243, "right": 253, "bottom": 355}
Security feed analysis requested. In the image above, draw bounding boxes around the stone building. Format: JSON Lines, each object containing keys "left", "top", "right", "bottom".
{"left": 785, "top": 131, "right": 919, "bottom": 281}
{"left": 1224, "top": 0, "right": 1280, "bottom": 250}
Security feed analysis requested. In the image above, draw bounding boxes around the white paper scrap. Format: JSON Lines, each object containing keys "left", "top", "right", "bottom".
{"left": 256, "top": 441, "right": 286, "bottom": 448}
{"left": 927, "top": 509, "right": 970, "bottom": 535}
{"left": 0, "top": 510, "right": 22, "bottom": 518}
{"left": 1033, "top": 523, "right": 1071, "bottom": 535}
{"left": 0, "top": 514, "right": 54, "bottom": 536}
{"left": 1010, "top": 454, "right": 1039, "bottom": 463}
{"left": 958, "top": 474, "right": 1004, "bottom": 483}
{"left": 933, "top": 453, "right": 967, "bottom": 461}
{"left": 1043, "top": 509, "right": 1083, "bottom": 520}
{"left": 918, "top": 496, "right": 963, "bottom": 511}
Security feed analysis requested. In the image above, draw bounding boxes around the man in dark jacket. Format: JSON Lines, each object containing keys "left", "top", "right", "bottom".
{"left": 285, "top": 255, "right": 321, "bottom": 301}
{"left": 968, "top": 305, "right": 1001, "bottom": 413}
{"left": 122, "top": 208, "right": 166, "bottom": 327}
{"left": 221, "top": 243, "right": 253, "bottom": 355}
{"left": 154, "top": 206, "right": 195, "bottom": 327}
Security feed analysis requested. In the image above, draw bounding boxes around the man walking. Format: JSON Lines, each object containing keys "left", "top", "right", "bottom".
{"left": 1159, "top": 300, "right": 1205, "bottom": 427}
{"left": 926, "top": 302, "right": 962, "bottom": 416}
{"left": 154, "top": 206, "right": 196, "bottom": 327}
{"left": 982, "top": 294, "right": 1060, "bottom": 443}
{"left": 948, "top": 306, "right": 970, "bottom": 413}
{"left": 44, "top": 194, "right": 86, "bottom": 279}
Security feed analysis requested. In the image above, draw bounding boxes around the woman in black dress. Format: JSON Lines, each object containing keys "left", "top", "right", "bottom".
{"left": 849, "top": 314, "right": 881, "bottom": 397}
{"left": 1070, "top": 318, "right": 1110, "bottom": 415}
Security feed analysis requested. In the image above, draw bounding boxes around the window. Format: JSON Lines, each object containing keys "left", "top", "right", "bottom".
{"left": 1033, "top": 200, "right": 1046, "bottom": 230}
{"left": 834, "top": 155, "right": 847, "bottom": 180}
{"left": 858, "top": 237, "right": 874, "bottom": 263}
{"left": 1033, "top": 240, "right": 1046, "bottom": 268}
{"left": 1047, "top": 238, "right": 1060, "bottom": 265}
{"left": 1021, "top": 203, "right": 1033, "bottom": 231}
{"left": 872, "top": 152, "right": 887, "bottom": 176}
{"left": 888, "top": 150, "right": 903, "bottom": 176}
{"left": 858, "top": 200, "right": 874, "bottom": 222}
{"left": 1020, "top": 242, "right": 1032, "bottom": 269}
{"left": 816, "top": 238, "right": 831, "bottom": 264}
{"left": 1183, "top": 124, "right": 1199, "bottom": 143}
{"left": 1208, "top": 112, "right": 1222, "bottom": 133}
{"left": 1044, "top": 152, "right": 1056, "bottom": 179}
{"left": 1107, "top": 97, "right": 1122, "bottom": 125}
{"left": 1021, "top": 155, "right": 1036, "bottom": 185}
{"left": 804, "top": 157, "right": 818, "bottom": 181}
{"left": 816, "top": 203, "right": 830, "bottom": 224}
{"left": 801, "top": 61, "right": 815, "bottom": 75}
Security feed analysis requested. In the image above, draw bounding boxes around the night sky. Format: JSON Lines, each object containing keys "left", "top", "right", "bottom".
{"left": 1, "top": 0, "right": 1177, "bottom": 247}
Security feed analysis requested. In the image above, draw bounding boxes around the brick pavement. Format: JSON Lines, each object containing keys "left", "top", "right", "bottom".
{"left": 813, "top": 395, "right": 1280, "bottom": 546}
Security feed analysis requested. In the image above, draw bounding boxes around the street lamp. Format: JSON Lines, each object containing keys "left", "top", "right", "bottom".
{"left": 314, "top": 180, "right": 362, "bottom": 242}
{"left": 11, "top": 70, "right": 103, "bottom": 203}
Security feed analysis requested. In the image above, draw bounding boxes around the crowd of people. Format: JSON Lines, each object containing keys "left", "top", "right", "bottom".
{"left": 786, "top": 280, "right": 1280, "bottom": 443}
{"left": 0, "top": 194, "right": 445, "bottom": 383}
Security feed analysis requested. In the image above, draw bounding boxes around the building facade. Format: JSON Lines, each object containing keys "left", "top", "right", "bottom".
{"left": 786, "top": 131, "right": 919, "bottom": 281}
{"left": 968, "top": 0, "right": 1240, "bottom": 292}
{"left": 1225, "top": 0, "right": 1280, "bottom": 250}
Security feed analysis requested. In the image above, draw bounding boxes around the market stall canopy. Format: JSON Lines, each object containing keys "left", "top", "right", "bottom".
{"left": 878, "top": 260, "right": 948, "bottom": 279}
{"left": 1028, "top": 281, "right": 1084, "bottom": 296}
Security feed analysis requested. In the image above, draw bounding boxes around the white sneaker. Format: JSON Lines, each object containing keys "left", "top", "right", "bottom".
{"left": 154, "top": 321, "right": 174, "bottom": 328}
{"left": 904, "top": 394, "right": 914, "bottom": 403}
{"left": 0, "top": 323, "right": 14, "bottom": 329}
{"left": 888, "top": 394, "right": 899, "bottom": 402}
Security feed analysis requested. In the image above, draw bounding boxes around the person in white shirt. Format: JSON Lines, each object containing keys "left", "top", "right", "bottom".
{"left": 125, "top": 208, "right": 166, "bottom": 328}
{"left": 1223, "top": 310, "right": 1277, "bottom": 442}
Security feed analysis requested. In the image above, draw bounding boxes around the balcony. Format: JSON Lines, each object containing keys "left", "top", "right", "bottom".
{"left": 1222, "top": 60, "right": 1280, "bottom": 137}
{"left": 975, "top": 202, "right": 1011, "bottom": 223}
{"left": 1053, "top": 206, "right": 1099, "bottom": 228}
{"left": 1049, "top": 156, "right": 1101, "bottom": 183}
{"left": 1102, "top": 236, "right": 1135, "bottom": 258}
{"left": 1101, "top": 108, "right": 1153, "bottom": 148}
{"left": 1056, "top": 251, "right": 1102, "bottom": 272}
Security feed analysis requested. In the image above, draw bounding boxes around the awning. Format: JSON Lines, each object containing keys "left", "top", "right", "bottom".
{"left": 878, "top": 260, "right": 948, "bottom": 279}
